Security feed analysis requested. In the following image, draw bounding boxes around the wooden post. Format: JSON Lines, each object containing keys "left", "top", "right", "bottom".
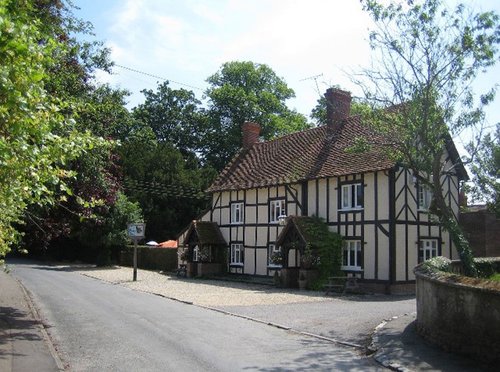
{"left": 133, "top": 239, "right": 138, "bottom": 281}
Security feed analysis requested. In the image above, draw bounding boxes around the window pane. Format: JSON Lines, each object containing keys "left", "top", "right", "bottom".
{"left": 342, "top": 185, "right": 350, "bottom": 208}
{"left": 356, "top": 184, "right": 363, "bottom": 207}
{"left": 349, "top": 248, "right": 355, "bottom": 266}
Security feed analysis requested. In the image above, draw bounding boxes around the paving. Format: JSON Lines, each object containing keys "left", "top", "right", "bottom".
{"left": 1, "top": 261, "right": 495, "bottom": 371}
{"left": 0, "top": 269, "right": 63, "bottom": 372}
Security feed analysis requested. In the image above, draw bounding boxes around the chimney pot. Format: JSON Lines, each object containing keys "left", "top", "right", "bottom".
{"left": 242, "top": 121, "right": 261, "bottom": 149}
{"left": 325, "top": 88, "right": 352, "bottom": 135}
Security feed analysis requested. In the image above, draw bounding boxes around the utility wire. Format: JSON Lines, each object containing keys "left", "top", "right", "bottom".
{"left": 114, "top": 64, "right": 204, "bottom": 92}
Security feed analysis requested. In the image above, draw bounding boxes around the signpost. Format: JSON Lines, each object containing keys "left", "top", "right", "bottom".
{"left": 127, "top": 223, "right": 146, "bottom": 281}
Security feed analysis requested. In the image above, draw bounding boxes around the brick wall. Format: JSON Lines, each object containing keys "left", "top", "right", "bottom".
{"left": 460, "top": 211, "right": 500, "bottom": 257}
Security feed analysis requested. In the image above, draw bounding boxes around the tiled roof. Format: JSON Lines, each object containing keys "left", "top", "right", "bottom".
{"left": 276, "top": 216, "right": 333, "bottom": 249}
{"left": 207, "top": 116, "right": 395, "bottom": 192}
{"left": 183, "top": 221, "right": 226, "bottom": 246}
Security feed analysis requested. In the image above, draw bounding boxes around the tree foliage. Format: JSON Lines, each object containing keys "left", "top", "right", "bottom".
{"left": 0, "top": 0, "right": 106, "bottom": 259}
{"left": 9, "top": 0, "right": 140, "bottom": 262}
{"left": 359, "top": 0, "right": 500, "bottom": 276}
{"left": 132, "top": 81, "right": 206, "bottom": 155}
{"left": 204, "top": 61, "right": 310, "bottom": 170}
{"left": 468, "top": 123, "right": 500, "bottom": 217}
{"left": 119, "top": 135, "right": 215, "bottom": 241}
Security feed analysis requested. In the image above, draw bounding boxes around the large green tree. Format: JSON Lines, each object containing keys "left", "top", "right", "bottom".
{"left": 119, "top": 130, "right": 215, "bottom": 241}
{"left": 0, "top": 0, "right": 105, "bottom": 259}
{"left": 468, "top": 123, "right": 500, "bottom": 217}
{"left": 204, "top": 61, "right": 310, "bottom": 170}
{"left": 132, "top": 81, "right": 207, "bottom": 155}
{"left": 16, "top": 0, "right": 141, "bottom": 262}
{"left": 359, "top": 0, "right": 500, "bottom": 276}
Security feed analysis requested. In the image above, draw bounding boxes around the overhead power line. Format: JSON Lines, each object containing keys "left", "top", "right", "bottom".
{"left": 114, "top": 64, "right": 204, "bottom": 91}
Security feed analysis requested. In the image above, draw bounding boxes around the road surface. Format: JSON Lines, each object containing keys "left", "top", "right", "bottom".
{"left": 10, "top": 261, "right": 383, "bottom": 371}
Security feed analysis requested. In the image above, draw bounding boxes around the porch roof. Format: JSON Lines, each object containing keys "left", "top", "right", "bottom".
{"left": 276, "top": 216, "right": 332, "bottom": 249}
{"left": 183, "top": 220, "right": 226, "bottom": 247}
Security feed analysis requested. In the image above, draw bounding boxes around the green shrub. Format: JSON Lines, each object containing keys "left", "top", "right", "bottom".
{"left": 475, "top": 258, "right": 499, "bottom": 278}
{"left": 422, "top": 256, "right": 452, "bottom": 272}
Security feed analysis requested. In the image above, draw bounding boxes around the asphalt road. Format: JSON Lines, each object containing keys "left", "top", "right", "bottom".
{"left": 10, "top": 261, "right": 383, "bottom": 371}
{"left": 218, "top": 295, "right": 416, "bottom": 346}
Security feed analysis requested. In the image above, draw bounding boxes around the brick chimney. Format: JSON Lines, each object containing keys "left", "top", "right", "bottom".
{"left": 325, "top": 88, "right": 352, "bottom": 135}
{"left": 242, "top": 121, "right": 261, "bottom": 149}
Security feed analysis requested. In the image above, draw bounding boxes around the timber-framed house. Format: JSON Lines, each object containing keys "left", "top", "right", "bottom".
{"left": 180, "top": 88, "right": 467, "bottom": 293}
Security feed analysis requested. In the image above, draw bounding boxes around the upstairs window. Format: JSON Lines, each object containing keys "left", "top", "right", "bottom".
{"left": 418, "top": 184, "right": 433, "bottom": 210}
{"left": 230, "top": 243, "right": 244, "bottom": 265}
{"left": 341, "top": 183, "right": 364, "bottom": 210}
{"left": 342, "top": 240, "right": 362, "bottom": 270}
{"left": 230, "top": 202, "right": 244, "bottom": 224}
{"left": 270, "top": 199, "right": 286, "bottom": 223}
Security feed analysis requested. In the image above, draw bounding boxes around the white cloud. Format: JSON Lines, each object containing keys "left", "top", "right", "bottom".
{"left": 81, "top": 0, "right": 499, "bottom": 123}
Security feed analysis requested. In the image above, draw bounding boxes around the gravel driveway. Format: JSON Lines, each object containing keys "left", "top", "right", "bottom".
{"left": 77, "top": 265, "right": 416, "bottom": 346}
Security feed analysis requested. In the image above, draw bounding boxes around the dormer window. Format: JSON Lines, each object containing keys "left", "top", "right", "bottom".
{"left": 341, "top": 183, "right": 364, "bottom": 210}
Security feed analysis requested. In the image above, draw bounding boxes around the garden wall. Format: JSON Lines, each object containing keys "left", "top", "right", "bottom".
{"left": 120, "top": 246, "right": 178, "bottom": 272}
{"left": 414, "top": 260, "right": 500, "bottom": 364}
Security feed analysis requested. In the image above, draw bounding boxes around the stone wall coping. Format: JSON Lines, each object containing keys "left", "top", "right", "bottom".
{"left": 414, "top": 262, "right": 500, "bottom": 295}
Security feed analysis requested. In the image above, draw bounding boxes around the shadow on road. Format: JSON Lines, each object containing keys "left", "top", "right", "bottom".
{"left": 0, "top": 306, "right": 44, "bottom": 359}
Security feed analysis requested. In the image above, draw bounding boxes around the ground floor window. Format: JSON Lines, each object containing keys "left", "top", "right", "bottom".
{"left": 268, "top": 243, "right": 282, "bottom": 267}
{"left": 419, "top": 239, "right": 438, "bottom": 262}
{"left": 193, "top": 245, "right": 199, "bottom": 262}
{"left": 230, "top": 243, "right": 244, "bottom": 265}
{"left": 342, "top": 240, "right": 362, "bottom": 270}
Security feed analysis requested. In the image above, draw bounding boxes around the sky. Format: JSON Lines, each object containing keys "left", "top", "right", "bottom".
{"left": 73, "top": 0, "right": 500, "bottom": 146}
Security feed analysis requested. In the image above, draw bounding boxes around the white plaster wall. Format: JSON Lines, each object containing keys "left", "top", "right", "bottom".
{"left": 396, "top": 224, "right": 407, "bottom": 281}
{"left": 256, "top": 249, "right": 268, "bottom": 275}
{"left": 378, "top": 229, "right": 390, "bottom": 281}
{"left": 245, "top": 248, "right": 255, "bottom": 274}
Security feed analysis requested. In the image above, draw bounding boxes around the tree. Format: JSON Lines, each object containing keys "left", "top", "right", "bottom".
{"left": 0, "top": 0, "right": 104, "bottom": 259}
{"left": 119, "top": 135, "right": 215, "bottom": 241}
{"left": 204, "top": 61, "right": 310, "bottom": 170}
{"left": 468, "top": 123, "right": 500, "bottom": 217}
{"left": 15, "top": 0, "right": 141, "bottom": 263}
{"left": 359, "top": 0, "right": 500, "bottom": 276}
{"left": 132, "top": 81, "right": 207, "bottom": 155}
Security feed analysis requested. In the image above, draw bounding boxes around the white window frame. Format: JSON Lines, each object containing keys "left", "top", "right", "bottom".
{"left": 341, "top": 183, "right": 363, "bottom": 210}
{"left": 418, "top": 184, "right": 433, "bottom": 211}
{"left": 230, "top": 202, "right": 244, "bottom": 224}
{"left": 419, "top": 239, "right": 438, "bottom": 262}
{"left": 268, "top": 243, "right": 282, "bottom": 267}
{"left": 230, "top": 243, "right": 244, "bottom": 265}
{"left": 270, "top": 199, "right": 286, "bottom": 223}
{"left": 342, "top": 240, "right": 362, "bottom": 270}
